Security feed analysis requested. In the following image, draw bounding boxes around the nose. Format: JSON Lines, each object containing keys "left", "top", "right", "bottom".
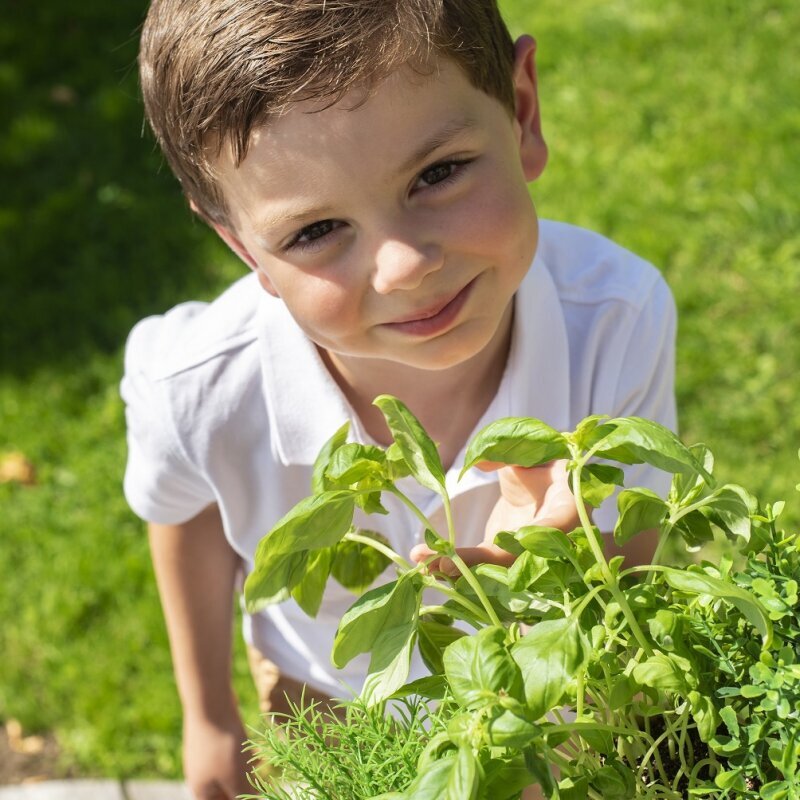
{"left": 371, "top": 235, "right": 445, "bottom": 295}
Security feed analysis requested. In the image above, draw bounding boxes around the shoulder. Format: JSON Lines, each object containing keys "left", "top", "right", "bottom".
{"left": 535, "top": 219, "right": 672, "bottom": 315}
{"left": 124, "top": 272, "right": 263, "bottom": 383}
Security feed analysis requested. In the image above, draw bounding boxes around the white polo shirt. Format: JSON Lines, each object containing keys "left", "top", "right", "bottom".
{"left": 121, "top": 220, "right": 677, "bottom": 696}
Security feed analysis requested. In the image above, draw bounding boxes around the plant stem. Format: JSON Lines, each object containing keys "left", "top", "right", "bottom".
{"left": 570, "top": 457, "right": 653, "bottom": 656}
{"left": 447, "top": 551, "right": 505, "bottom": 628}
{"left": 343, "top": 530, "right": 412, "bottom": 571}
{"left": 388, "top": 487, "right": 504, "bottom": 627}
{"left": 419, "top": 582, "right": 492, "bottom": 626}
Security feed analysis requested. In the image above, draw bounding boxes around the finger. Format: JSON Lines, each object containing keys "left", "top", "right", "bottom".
{"left": 455, "top": 544, "right": 517, "bottom": 569}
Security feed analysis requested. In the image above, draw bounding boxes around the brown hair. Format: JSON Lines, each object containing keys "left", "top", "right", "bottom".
{"left": 140, "top": 0, "right": 516, "bottom": 225}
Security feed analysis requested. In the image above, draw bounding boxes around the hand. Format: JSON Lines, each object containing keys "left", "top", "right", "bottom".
{"left": 410, "top": 460, "right": 580, "bottom": 576}
{"left": 183, "top": 709, "right": 252, "bottom": 800}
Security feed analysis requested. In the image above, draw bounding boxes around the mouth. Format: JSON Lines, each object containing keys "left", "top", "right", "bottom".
{"left": 382, "top": 277, "right": 477, "bottom": 337}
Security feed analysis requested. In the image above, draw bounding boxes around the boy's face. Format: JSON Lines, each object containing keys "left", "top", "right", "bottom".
{"left": 213, "top": 37, "right": 547, "bottom": 375}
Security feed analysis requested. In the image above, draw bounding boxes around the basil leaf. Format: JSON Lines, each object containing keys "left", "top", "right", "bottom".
{"left": 514, "top": 526, "right": 576, "bottom": 561}
{"left": 662, "top": 566, "right": 773, "bottom": 646}
{"left": 511, "top": 616, "right": 590, "bottom": 721}
{"left": 674, "top": 509, "right": 714, "bottom": 549}
{"left": 669, "top": 442, "right": 714, "bottom": 505}
{"left": 507, "top": 550, "right": 549, "bottom": 592}
{"left": 580, "top": 463, "right": 625, "bottom": 507}
{"left": 443, "top": 626, "right": 524, "bottom": 709}
{"left": 593, "top": 416, "right": 711, "bottom": 480}
{"left": 332, "top": 576, "right": 421, "bottom": 668}
{"left": 373, "top": 395, "right": 446, "bottom": 494}
{"left": 244, "top": 550, "right": 309, "bottom": 612}
{"left": 291, "top": 546, "right": 333, "bottom": 617}
{"left": 326, "top": 442, "right": 387, "bottom": 486}
{"left": 632, "top": 653, "right": 696, "bottom": 692}
{"left": 404, "top": 747, "right": 479, "bottom": 800}
{"left": 418, "top": 619, "right": 466, "bottom": 675}
{"left": 331, "top": 530, "right": 391, "bottom": 594}
{"left": 259, "top": 490, "right": 356, "bottom": 557}
{"left": 485, "top": 707, "right": 539, "bottom": 749}
{"left": 697, "top": 483, "right": 754, "bottom": 542}
{"left": 362, "top": 623, "right": 418, "bottom": 706}
{"left": 613, "top": 488, "right": 668, "bottom": 546}
{"left": 461, "top": 417, "right": 570, "bottom": 477}
{"left": 311, "top": 421, "right": 350, "bottom": 494}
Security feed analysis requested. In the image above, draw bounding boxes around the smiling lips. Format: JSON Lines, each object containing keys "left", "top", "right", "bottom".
{"left": 382, "top": 277, "right": 477, "bottom": 337}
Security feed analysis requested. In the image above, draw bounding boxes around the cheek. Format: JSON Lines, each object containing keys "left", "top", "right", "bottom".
{"left": 281, "top": 273, "right": 360, "bottom": 334}
{"left": 445, "top": 176, "right": 537, "bottom": 262}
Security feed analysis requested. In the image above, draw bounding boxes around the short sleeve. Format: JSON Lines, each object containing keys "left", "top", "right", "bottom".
{"left": 593, "top": 277, "right": 678, "bottom": 533}
{"left": 120, "top": 317, "right": 216, "bottom": 525}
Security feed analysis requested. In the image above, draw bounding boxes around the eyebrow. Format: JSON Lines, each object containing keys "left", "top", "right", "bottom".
{"left": 395, "top": 114, "right": 479, "bottom": 177}
{"left": 256, "top": 114, "right": 478, "bottom": 239}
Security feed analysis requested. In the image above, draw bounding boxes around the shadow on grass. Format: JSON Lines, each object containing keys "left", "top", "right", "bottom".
{"left": 0, "top": 2, "right": 238, "bottom": 379}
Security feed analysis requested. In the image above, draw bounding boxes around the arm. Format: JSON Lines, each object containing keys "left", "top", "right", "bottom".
{"left": 148, "top": 503, "right": 251, "bottom": 800}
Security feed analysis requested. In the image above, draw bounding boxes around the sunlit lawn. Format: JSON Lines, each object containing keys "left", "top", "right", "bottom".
{"left": 1, "top": 0, "right": 797, "bottom": 780}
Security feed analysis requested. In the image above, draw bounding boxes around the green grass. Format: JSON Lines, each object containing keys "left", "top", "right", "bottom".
{"left": 1, "top": 0, "right": 798, "bottom": 781}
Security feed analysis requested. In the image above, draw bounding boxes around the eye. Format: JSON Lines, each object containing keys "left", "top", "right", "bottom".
{"left": 284, "top": 219, "right": 343, "bottom": 253}
{"left": 414, "top": 159, "right": 472, "bottom": 191}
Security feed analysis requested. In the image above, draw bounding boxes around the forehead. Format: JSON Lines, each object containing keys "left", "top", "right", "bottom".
{"left": 213, "top": 59, "right": 507, "bottom": 231}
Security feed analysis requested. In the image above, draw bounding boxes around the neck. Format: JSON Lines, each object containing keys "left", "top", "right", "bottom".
{"left": 320, "top": 302, "right": 514, "bottom": 469}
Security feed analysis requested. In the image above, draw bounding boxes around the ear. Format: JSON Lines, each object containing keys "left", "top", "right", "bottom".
{"left": 511, "top": 35, "right": 548, "bottom": 182}
{"left": 199, "top": 208, "right": 280, "bottom": 297}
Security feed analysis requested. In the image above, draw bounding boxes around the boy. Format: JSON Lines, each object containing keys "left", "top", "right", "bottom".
{"left": 122, "top": 1, "right": 676, "bottom": 797}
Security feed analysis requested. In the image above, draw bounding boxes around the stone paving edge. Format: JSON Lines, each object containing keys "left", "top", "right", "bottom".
{"left": 0, "top": 780, "right": 192, "bottom": 800}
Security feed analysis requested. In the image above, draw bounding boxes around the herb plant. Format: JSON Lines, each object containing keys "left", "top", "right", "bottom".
{"left": 244, "top": 396, "right": 800, "bottom": 799}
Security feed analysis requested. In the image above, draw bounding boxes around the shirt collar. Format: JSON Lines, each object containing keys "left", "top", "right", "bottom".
{"left": 258, "top": 249, "right": 570, "bottom": 468}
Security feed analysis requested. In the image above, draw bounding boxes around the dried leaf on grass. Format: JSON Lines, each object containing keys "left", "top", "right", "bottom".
{"left": 5, "top": 720, "right": 45, "bottom": 755}
{"left": 0, "top": 452, "right": 37, "bottom": 485}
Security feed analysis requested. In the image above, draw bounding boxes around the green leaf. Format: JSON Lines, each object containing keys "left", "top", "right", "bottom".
{"left": 389, "top": 674, "right": 447, "bottom": 701}
{"left": 494, "top": 530, "right": 524, "bottom": 557}
{"left": 418, "top": 619, "right": 466, "bottom": 675}
{"left": 326, "top": 442, "right": 387, "bottom": 486}
{"left": 593, "top": 417, "right": 710, "bottom": 480}
{"left": 760, "top": 781, "right": 791, "bottom": 800}
{"left": 332, "top": 576, "right": 421, "bottom": 668}
{"left": 662, "top": 566, "right": 773, "bottom": 646}
{"left": 613, "top": 488, "right": 668, "bottom": 545}
{"left": 404, "top": 748, "right": 479, "bottom": 800}
{"left": 697, "top": 483, "right": 754, "bottom": 541}
{"left": 669, "top": 442, "right": 714, "bottom": 505}
{"left": 514, "top": 526, "right": 576, "bottom": 561}
{"left": 674, "top": 510, "right": 714, "bottom": 549}
{"left": 311, "top": 421, "right": 350, "bottom": 493}
{"left": 443, "top": 626, "right": 524, "bottom": 709}
{"left": 385, "top": 441, "right": 412, "bottom": 480}
{"left": 258, "top": 490, "right": 356, "bottom": 557}
{"left": 331, "top": 530, "right": 391, "bottom": 594}
{"left": 485, "top": 707, "right": 539, "bottom": 749}
{"left": 244, "top": 550, "right": 309, "bottom": 612}
{"left": 373, "top": 395, "right": 445, "bottom": 494}
{"left": 573, "top": 415, "right": 611, "bottom": 449}
{"left": 714, "top": 768, "right": 745, "bottom": 791}
{"left": 633, "top": 653, "right": 695, "bottom": 692}
{"left": 362, "top": 624, "right": 418, "bottom": 706}
{"left": 291, "top": 546, "right": 333, "bottom": 617}
{"left": 591, "top": 763, "right": 635, "bottom": 799}
{"left": 507, "top": 550, "right": 549, "bottom": 592}
{"left": 461, "top": 417, "right": 570, "bottom": 477}
{"left": 580, "top": 463, "right": 625, "bottom": 507}
{"left": 688, "top": 691, "right": 719, "bottom": 743}
{"left": 511, "top": 617, "right": 590, "bottom": 720}
{"left": 558, "top": 776, "right": 590, "bottom": 800}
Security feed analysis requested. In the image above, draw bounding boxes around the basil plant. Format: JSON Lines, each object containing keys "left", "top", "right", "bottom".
{"left": 244, "top": 396, "right": 800, "bottom": 800}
